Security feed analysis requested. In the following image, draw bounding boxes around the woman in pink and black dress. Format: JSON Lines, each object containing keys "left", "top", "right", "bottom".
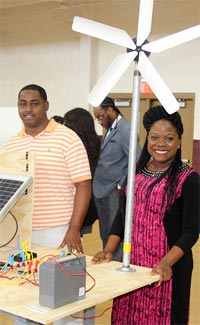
{"left": 92, "top": 106, "right": 200, "bottom": 325}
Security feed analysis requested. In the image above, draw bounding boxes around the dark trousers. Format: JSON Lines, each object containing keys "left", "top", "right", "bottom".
{"left": 95, "top": 189, "right": 123, "bottom": 261}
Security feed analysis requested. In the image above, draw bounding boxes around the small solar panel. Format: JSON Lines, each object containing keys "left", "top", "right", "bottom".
{"left": 0, "top": 173, "right": 33, "bottom": 222}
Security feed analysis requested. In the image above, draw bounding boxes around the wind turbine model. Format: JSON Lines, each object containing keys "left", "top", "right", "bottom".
{"left": 72, "top": 0, "right": 200, "bottom": 271}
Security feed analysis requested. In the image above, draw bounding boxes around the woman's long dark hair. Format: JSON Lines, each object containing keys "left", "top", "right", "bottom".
{"left": 136, "top": 105, "right": 184, "bottom": 208}
{"left": 63, "top": 108, "right": 100, "bottom": 174}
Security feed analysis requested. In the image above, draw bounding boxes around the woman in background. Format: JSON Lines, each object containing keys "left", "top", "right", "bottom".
{"left": 64, "top": 107, "right": 101, "bottom": 235}
{"left": 92, "top": 106, "right": 200, "bottom": 325}
{"left": 51, "top": 115, "right": 64, "bottom": 124}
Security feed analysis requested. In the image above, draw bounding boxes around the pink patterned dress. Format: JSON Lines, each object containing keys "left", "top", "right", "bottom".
{"left": 111, "top": 166, "right": 195, "bottom": 325}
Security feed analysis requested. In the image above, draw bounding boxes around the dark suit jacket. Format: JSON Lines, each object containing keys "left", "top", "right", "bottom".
{"left": 93, "top": 117, "right": 140, "bottom": 198}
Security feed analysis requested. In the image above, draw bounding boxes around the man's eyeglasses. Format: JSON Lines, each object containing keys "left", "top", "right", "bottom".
{"left": 95, "top": 110, "right": 107, "bottom": 122}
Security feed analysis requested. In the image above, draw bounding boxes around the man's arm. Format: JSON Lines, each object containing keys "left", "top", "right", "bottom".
{"left": 59, "top": 179, "right": 91, "bottom": 252}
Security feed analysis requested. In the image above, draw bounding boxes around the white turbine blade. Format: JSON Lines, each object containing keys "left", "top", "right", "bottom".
{"left": 87, "top": 52, "right": 137, "bottom": 107}
{"left": 137, "top": 0, "right": 154, "bottom": 46}
{"left": 138, "top": 52, "right": 179, "bottom": 113}
{"left": 72, "top": 16, "right": 136, "bottom": 50}
{"left": 143, "top": 25, "right": 200, "bottom": 53}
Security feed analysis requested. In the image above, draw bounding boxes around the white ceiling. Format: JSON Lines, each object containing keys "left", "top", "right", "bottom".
{"left": 0, "top": 0, "right": 110, "bottom": 8}
{"left": 0, "top": 0, "right": 52, "bottom": 7}
{"left": 0, "top": 0, "right": 200, "bottom": 42}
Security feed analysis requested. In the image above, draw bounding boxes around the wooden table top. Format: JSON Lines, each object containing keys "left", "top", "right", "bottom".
{"left": 0, "top": 245, "right": 159, "bottom": 324}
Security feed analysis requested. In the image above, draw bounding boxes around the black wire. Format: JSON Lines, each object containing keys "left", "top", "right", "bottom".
{"left": 0, "top": 211, "right": 18, "bottom": 248}
{"left": 72, "top": 252, "right": 96, "bottom": 292}
{"left": 72, "top": 252, "right": 88, "bottom": 274}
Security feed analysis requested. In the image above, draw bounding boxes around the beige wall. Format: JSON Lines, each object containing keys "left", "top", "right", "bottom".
{"left": 0, "top": 0, "right": 200, "bottom": 139}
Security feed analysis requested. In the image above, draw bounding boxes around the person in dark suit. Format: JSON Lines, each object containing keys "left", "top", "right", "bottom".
{"left": 93, "top": 97, "right": 141, "bottom": 260}
{"left": 63, "top": 107, "right": 101, "bottom": 236}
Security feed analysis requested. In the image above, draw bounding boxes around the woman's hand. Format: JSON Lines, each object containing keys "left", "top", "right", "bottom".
{"left": 92, "top": 251, "right": 113, "bottom": 264}
{"left": 92, "top": 234, "right": 121, "bottom": 264}
{"left": 151, "top": 246, "right": 184, "bottom": 286}
{"left": 151, "top": 260, "right": 172, "bottom": 286}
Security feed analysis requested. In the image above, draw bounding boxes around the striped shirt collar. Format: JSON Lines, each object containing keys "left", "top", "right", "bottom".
{"left": 18, "top": 118, "right": 57, "bottom": 136}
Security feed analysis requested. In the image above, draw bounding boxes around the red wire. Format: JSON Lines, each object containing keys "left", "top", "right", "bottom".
{"left": 52, "top": 259, "right": 86, "bottom": 276}
{"left": 71, "top": 300, "right": 117, "bottom": 320}
{"left": 49, "top": 259, "right": 96, "bottom": 292}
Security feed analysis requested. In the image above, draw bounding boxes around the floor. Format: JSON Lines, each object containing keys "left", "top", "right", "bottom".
{"left": 1, "top": 220, "right": 199, "bottom": 325}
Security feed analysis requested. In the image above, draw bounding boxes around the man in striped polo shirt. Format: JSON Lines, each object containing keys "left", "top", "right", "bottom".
{"left": 4, "top": 84, "right": 91, "bottom": 253}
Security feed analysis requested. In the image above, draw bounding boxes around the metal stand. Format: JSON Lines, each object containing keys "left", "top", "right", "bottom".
{"left": 117, "top": 62, "right": 141, "bottom": 272}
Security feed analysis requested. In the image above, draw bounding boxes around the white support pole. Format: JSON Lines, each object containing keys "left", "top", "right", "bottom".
{"left": 117, "top": 62, "right": 141, "bottom": 272}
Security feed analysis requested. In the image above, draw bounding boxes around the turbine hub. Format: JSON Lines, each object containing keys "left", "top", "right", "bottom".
{"left": 127, "top": 38, "right": 151, "bottom": 61}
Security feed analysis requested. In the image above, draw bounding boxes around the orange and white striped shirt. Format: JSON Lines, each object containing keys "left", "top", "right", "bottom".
{"left": 4, "top": 119, "right": 91, "bottom": 229}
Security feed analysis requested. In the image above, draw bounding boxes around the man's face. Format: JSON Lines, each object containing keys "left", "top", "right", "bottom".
{"left": 18, "top": 89, "right": 49, "bottom": 129}
{"left": 94, "top": 106, "right": 114, "bottom": 129}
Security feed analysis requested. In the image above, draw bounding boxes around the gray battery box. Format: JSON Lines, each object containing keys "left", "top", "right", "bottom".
{"left": 39, "top": 254, "right": 86, "bottom": 308}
